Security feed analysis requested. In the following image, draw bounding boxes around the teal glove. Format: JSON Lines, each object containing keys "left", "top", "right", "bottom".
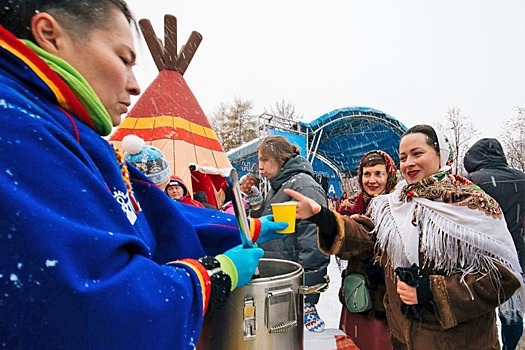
{"left": 257, "top": 215, "right": 289, "bottom": 245}
{"left": 219, "top": 245, "right": 264, "bottom": 288}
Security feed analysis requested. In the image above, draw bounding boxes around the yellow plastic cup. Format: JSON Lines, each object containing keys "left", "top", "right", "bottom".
{"left": 271, "top": 201, "right": 298, "bottom": 234}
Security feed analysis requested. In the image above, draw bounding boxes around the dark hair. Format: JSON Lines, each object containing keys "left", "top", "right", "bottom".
{"left": 360, "top": 152, "right": 386, "bottom": 169}
{"left": 402, "top": 124, "right": 439, "bottom": 154}
{"left": 0, "top": 0, "right": 135, "bottom": 42}
{"left": 257, "top": 136, "right": 300, "bottom": 167}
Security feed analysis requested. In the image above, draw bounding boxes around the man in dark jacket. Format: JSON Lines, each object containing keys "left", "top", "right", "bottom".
{"left": 464, "top": 138, "right": 525, "bottom": 350}
{"left": 252, "top": 136, "right": 330, "bottom": 333}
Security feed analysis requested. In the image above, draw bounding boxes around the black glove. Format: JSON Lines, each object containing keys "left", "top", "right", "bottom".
{"left": 394, "top": 263, "right": 425, "bottom": 321}
{"left": 361, "top": 258, "right": 383, "bottom": 292}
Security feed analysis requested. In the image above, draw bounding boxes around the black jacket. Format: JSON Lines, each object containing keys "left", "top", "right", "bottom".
{"left": 464, "top": 138, "right": 525, "bottom": 268}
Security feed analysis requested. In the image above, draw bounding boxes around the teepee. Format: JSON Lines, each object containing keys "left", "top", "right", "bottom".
{"left": 110, "top": 15, "right": 232, "bottom": 208}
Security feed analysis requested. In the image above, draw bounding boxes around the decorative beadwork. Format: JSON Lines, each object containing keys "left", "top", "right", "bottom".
{"left": 198, "top": 256, "right": 221, "bottom": 270}
{"left": 207, "top": 268, "right": 232, "bottom": 314}
{"left": 114, "top": 146, "right": 141, "bottom": 214}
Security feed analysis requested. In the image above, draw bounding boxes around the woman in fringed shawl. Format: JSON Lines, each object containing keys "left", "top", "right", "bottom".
{"left": 285, "top": 124, "right": 524, "bottom": 349}
{"left": 337, "top": 150, "right": 398, "bottom": 350}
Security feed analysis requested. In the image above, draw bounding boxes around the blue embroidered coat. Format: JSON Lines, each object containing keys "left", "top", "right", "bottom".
{"left": 0, "top": 25, "right": 241, "bottom": 349}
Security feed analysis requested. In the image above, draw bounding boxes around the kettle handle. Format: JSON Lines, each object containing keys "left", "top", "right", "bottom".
{"left": 299, "top": 274, "right": 330, "bottom": 295}
{"left": 265, "top": 288, "right": 298, "bottom": 333}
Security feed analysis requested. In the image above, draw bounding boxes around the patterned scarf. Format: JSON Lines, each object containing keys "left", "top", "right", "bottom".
{"left": 400, "top": 170, "right": 502, "bottom": 221}
{"left": 345, "top": 150, "right": 397, "bottom": 215}
{"left": 369, "top": 169, "right": 524, "bottom": 322}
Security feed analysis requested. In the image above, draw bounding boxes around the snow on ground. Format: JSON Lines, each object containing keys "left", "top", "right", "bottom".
{"left": 316, "top": 255, "right": 342, "bottom": 329}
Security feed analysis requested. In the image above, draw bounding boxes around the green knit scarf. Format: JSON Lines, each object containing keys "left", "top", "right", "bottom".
{"left": 22, "top": 40, "right": 113, "bottom": 136}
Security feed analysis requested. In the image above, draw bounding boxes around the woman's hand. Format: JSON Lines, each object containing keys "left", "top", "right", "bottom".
{"left": 283, "top": 188, "right": 321, "bottom": 219}
{"left": 396, "top": 280, "right": 418, "bottom": 305}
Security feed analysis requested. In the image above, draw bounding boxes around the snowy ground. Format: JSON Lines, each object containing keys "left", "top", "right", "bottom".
{"left": 316, "top": 255, "right": 343, "bottom": 329}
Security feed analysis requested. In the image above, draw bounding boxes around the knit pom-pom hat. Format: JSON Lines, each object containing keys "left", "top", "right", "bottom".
{"left": 122, "top": 135, "right": 170, "bottom": 186}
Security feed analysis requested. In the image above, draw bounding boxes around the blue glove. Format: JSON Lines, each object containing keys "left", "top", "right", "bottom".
{"left": 219, "top": 245, "right": 264, "bottom": 288}
{"left": 257, "top": 215, "right": 289, "bottom": 245}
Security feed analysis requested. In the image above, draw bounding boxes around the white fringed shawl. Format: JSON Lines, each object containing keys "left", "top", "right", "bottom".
{"left": 368, "top": 183, "right": 525, "bottom": 322}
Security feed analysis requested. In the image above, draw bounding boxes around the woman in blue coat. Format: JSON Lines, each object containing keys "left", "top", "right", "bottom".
{"left": 0, "top": 1, "right": 285, "bottom": 348}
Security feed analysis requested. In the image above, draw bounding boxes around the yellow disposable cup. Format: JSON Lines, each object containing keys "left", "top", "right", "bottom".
{"left": 271, "top": 201, "right": 298, "bottom": 234}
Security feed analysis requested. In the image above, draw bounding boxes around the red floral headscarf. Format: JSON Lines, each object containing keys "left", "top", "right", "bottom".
{"left": 341, "top": 150, "right": 398, "bottom": 215}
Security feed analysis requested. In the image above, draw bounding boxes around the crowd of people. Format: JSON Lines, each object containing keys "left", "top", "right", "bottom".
{"left": 1, "top": 1, "right": 524, "bottom": 349}
{"left": 287, "top": 124, "right": 525, "bottom": 350}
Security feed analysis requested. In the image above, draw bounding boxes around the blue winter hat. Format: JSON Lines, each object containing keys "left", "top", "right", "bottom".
{"left": 122, "top": 135, "right": 171, "bottom": 186}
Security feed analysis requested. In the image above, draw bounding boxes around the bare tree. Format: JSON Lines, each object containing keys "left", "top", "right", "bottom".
{"left": 500, "top": 107, "right": 525, "bottom": 172}
{"left": 209, "top": 96, "right": 257, "bottom": 152}
{"left": 264, "top": 99, "right": 301, "bottom": 121}
{"left": 437, "top": 106, "right": 479, "bottom": 174}
{"left": 261, "top": 99, "right": 300, "bottom": 129}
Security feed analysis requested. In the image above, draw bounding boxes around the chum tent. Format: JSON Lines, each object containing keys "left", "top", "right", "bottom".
{"left": 110, "top": 15, "right": 231, "bottom": 209}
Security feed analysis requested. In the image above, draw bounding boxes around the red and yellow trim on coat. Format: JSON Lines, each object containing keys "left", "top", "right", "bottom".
{"left": 0, "top": 26, "right": 94, "bottom": 130}
{"left": 112, "top": 115, "right": 223, "bottom": 152}
{"left": 248, "top": 218, "right": 262, "bottom": 243}
{"left": 168, "top": 259, "right": 211, "bottom": 316}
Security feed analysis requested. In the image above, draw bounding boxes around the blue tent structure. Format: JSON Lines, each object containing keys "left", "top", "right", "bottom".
{"left": 299, "top": 107, "right": 407, "bottom": 177}
{"left": 227, "top": 106, "right": 407, "bottom": 195}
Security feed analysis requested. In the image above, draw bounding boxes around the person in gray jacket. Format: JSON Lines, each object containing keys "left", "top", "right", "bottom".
{"left": 464, "top": 138, "right": 525, "bottom": 350}
{"left": 252, "top": 135, "right": 330, "bottom": 332}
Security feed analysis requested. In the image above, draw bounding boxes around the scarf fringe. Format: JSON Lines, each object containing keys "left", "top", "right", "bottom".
{"left": 369, "top": 197, "right": 524, "bottom": 322}
{"left": 419, "top": 207, "right": 499, "bottom": 276}
{"left": 368, "top": 198, "right": 406, "bottom": 279}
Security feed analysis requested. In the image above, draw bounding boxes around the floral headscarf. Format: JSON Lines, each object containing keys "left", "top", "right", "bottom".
{"left": 435, "top": 127, "right": 454, "bottom": 171}
{"left": 343, "top": 150, "right": 397, "bottom": 215}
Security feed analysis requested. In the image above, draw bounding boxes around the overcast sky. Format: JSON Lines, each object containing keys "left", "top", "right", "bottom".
{"left": 126, "top": 0, "right": 525, "bottom": 139}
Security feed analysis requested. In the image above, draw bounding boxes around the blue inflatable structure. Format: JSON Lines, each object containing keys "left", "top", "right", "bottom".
{"left": 227, "top": 106, "right": 407, "bottom": 196}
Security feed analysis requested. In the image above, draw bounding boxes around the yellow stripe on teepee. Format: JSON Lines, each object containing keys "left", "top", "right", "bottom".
{"left": 204, "top": 126, "right": 220, "bottom": 140}
{"left": 1, "top": 39, "right": 68, "bottom": 109}
{"left": 189, "top": 123, "right": 207, "bottom": 138}
{"left": 154, "top": 115, "right": 174, "bottom": 128}
{"left": 173, "top": 117, "right": 190, "bottom": 129}
{"left": 119, "top": 116, "right": 139, "bottom": 129}
{"left": 124, "top": 116, "right": 216, "bottom": 139}
{"left": 134, "top": 117, "right": 156, "bottom": 129}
